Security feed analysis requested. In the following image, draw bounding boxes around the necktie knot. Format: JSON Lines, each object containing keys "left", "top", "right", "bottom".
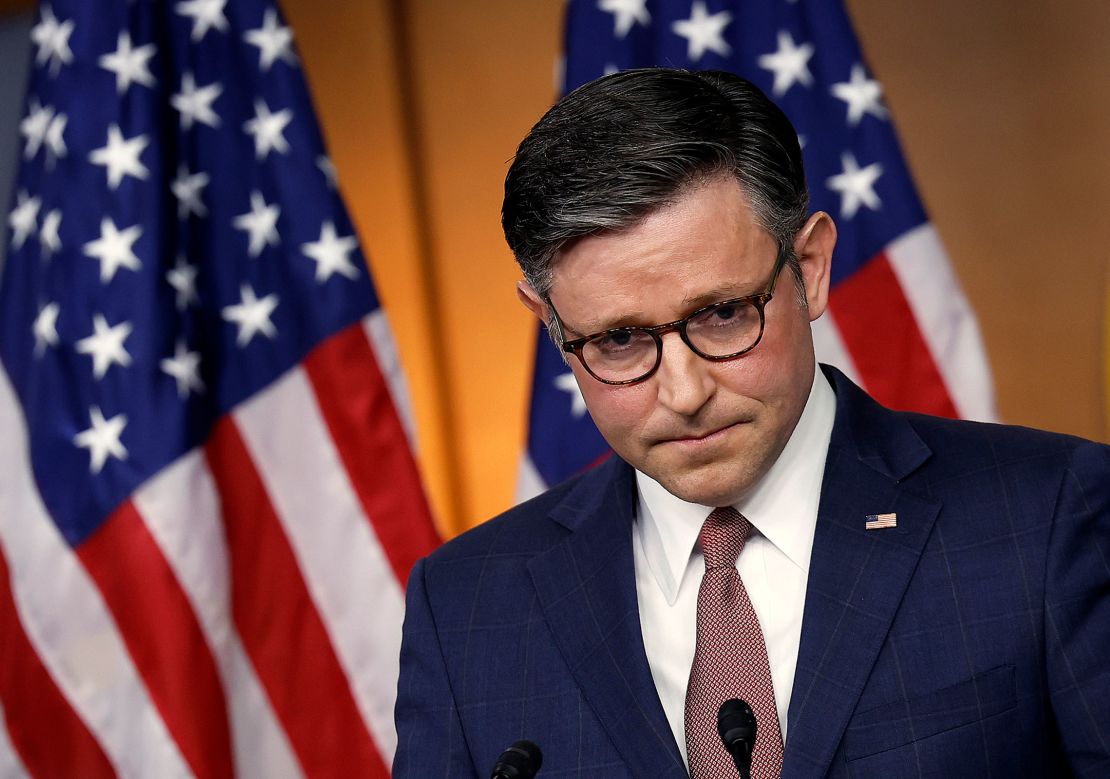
{"left": 700, "top": 506, "right": 753, "bottom": 570}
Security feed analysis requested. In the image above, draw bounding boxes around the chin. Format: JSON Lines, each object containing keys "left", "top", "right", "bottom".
{"left": 655, "top": 466, "right": 758, "bottom": 508}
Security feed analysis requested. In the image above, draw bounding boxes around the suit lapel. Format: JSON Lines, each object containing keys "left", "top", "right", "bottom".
{"left": 528, "top": 459, "right": 688, "bottom": 778}
{"left": 783, "top": 368, "right": 941, "bottom": 777}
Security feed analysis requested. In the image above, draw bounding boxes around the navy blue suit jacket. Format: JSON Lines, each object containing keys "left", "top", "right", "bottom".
{"left": 394, "top": 367, "right": 1110, "bottom": 777}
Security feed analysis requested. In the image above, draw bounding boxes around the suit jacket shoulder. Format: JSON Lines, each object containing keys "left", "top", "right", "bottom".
{"left": 791, "top": 366, "right": 1110, "bottom": 778}
{"left": 395, "top": 456, "right": 687, "bottom": 777}
{"left": 422, "top": 463, "right": 593, "bottom": 568}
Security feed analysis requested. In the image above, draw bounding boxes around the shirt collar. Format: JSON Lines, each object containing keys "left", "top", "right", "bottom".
{"left": 635, "top": 364, "right": 837, "bottom": 604}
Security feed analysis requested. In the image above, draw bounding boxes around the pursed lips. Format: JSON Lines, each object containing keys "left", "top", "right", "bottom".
{"left": 657, "top": 420, "right": 747, "bottom": 445}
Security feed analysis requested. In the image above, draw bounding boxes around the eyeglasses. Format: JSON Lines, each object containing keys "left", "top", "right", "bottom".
{"left": 548, "top": 251, "right": 788, "bottom": 385}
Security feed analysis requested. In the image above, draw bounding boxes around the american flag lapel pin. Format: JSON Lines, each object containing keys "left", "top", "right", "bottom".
{"left": 865, "top": 513, "right": 897, "bottom": 530}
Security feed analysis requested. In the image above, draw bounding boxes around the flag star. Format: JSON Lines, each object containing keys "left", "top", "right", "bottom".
{"left": 171, "top": 72, "right": 223, "bottom": 130}
{"left": 89, "top": 124, "right": 150, "bottom": 190}
{"left": 29, "top": 8, "right": 57, "bottom": 64}
{"left": 831, "top": 63, "right": 888, "bottom": 125}
{"left": 43, "top": 112, "right": 67, "bottom": 166}
{"left": 160, "top": 340, "right": 205, "bottom": 398}
{"left": 7, "top": 190, "right": 41, "bottom": 250}
{"left": 75, "top": 314, "right": 133, "bottom": 379}
{"left": 19, "top": 98, "right": 53, "bottom": 159}
{"left": 175, "top": 0, "right": 229, "bottom": 42}
{"left": 316, "top": 154, "right": 337, "bottom": 189}
{"left": 98, "top": 31, "right": 157, "bottom": 93}
{"left": 166, "top": 255, "right": 199, "bottom": 309}
{"left": 302, "top": 221, "right": 359, "bottom": 282}
{"left": 826, "top": 152, "right": 883, "bottom": 219}
{"left": 243, "top": 99, "right": 293, "bottom": 159}
{"left": 83, "top": 217, "right": 143, "bottom": 283}
{"left": 32, "top": 302, "right": 61, "bottom": 356}
{"left": 31, "top": 4, "right": 74, "bottom": 76}
{"left": 171, "top": 166, "right": 209, "bottom": 219}
{"left": 73, "top": 406, "right": 128, "bottom": 475}
{"left": 232, "top": 191, "right": 281, "bottom": 257}
{"left": 244, "top": 8, "right": 296, "bottom": 71}
{"left": 671, "top": 1, "right": 732, "bottom": 62}
{"left": 598, "top": 0, "right": 650, "bottom": 39}
{"left": 222, "top": 284, "right": 279, "bottom": 346}
{"left": 40, "top": 209, "right": 62, "bottom": 258}
{"left": 554, "top": 372, "right": 588, "bottom": 418}
{"left": 757, "top": 30, "right": 815, "bottom": 97}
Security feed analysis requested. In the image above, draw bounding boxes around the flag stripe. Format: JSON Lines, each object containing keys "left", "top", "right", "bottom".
{"left": 0, "top": 701, "right": 32, "bottom": 779}
{"left": 885, "top": 225, "right": 998, "bottom": 421}
{"left": 236, "top": 353, "right": 408, "bottom": 764}
{"left": 363, "top": 311, "right": 419, "bottom": 445}
{"left": 205, "top": 417, "right": 389, "bottom": 778}
{"left": 0, "top": 367, "right": 191, "bottom": 778}
{"left": 0, "top": 542, "right": 115, "bottom": 779}
{"left": 76, "top": 501, "right": 235, "bottom": 779}
{"left": 133, "top": 451, "right": 305, "bottom": 779}
{"left": 828, "top": 252, "right": 960, "bottom": 418}
{"left": 515, "top": 453, "right": 547, "bottom": 503}
{"left": 811, "top": 314, "right": 863, "bottom": 387}
{"left": 304, "top": 319, "right": 439, "bottom": 585}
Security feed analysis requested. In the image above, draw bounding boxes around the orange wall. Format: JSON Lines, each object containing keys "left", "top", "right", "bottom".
{"left": 848, "top": 0, "right": 1110, "bottom": 444}
{"left": 284, "top": 0, "right": 1110, "bottom": 537}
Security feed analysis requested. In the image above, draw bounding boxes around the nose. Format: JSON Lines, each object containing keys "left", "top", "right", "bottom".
{"left": 654, "top": 332, "right": 714, "bottom": 416}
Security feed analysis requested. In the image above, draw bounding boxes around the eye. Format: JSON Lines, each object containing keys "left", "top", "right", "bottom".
{"left": 592, "top": 330, "right": 637, "bottom": 353}
{"left": 710, "top": 304, "right": 740, "bottom": 322}
{"left": 694, "top": 300, "right": 757, "bottom": 329}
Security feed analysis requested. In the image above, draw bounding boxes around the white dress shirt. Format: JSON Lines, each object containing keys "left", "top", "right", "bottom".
{"left": 632, "top": 367, "right": 836, "bottom": 766}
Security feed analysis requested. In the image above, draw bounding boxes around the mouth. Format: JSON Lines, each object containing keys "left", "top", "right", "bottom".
{"left": 660, "top": 421, "right": 746, "bottom": 446}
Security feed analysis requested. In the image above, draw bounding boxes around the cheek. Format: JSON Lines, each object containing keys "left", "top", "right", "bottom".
{"left": 715, "top": 346, "right": 784, "bottom": 399}
{"left": 716, "top": 316, "right": 812, "bottom": 402}
{"left": 579, "top": 380, "right": 656, "bottom": 435}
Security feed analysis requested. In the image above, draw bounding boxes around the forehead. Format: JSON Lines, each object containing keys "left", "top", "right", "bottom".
{"left": 548, "top": 177, "right": 777, "bottom": 329}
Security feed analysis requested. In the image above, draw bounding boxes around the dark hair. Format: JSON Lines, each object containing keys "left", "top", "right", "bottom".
{"left": 502, "top": 68, "right": 809, "bottom": 296}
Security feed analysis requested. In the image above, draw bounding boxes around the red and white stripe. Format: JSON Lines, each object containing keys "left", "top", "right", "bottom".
{"left": 0, "top": 701, "right": 30, "bottom": 779}
{"left": 0, "top": 313, "right": 439, "bottom": 777}
{"left": 514, "top": 452, "right": 548, "bottom": 505}
{"left": 824, "top": 223, "right": 997, "bottom": 422}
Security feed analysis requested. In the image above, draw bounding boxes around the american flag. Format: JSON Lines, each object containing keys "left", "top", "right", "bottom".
{"left": 0, "top": 1, "right": 439, "bottom": 776}
{"left": 518, "top": 0, "right": 998, "bottom": 499}
{"left": 864, "top": 512, "right": 898, "bottom": 530}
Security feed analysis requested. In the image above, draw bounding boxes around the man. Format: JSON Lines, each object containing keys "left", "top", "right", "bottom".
{"left": 393, "top": 69, "right": 1110, "bottom": 777}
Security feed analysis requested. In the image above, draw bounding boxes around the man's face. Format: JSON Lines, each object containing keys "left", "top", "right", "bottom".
{"left": 524, "top": 175, "right": 834, "bottom": 507}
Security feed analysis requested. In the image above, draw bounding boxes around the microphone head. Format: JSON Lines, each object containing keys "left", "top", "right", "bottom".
{"left": 717, "top": 698, "right": 757, "bottom": 749}
{"left": 491, "top": 740, "right": 543, "bottom": 779}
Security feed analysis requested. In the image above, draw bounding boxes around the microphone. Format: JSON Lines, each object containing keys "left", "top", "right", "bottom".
{"left": 717, "top": 698, "right": 757, "bottom": 779}
{"left": 489, "top": 740, "right": 543, "bottom": 779}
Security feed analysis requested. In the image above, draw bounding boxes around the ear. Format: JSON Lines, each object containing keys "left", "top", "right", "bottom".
{"left": 793, "top": 211, "right": 837, "bottom": 322}
{"left": 516, "top": 280, "right": 549, "bottom": 324}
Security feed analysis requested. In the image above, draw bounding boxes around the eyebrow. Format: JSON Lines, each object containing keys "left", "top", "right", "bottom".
{"left": 563, "top": 283, "right": 760, "bottom": 337}
{"left": 560, "top": 311, "right": 648, "bottom": 338}
{"left": 680, "top": 283, "right": 756, "bottom": 310}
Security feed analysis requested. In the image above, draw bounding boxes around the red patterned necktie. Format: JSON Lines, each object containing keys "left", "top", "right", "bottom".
{"left": 684, "top": 507, "right": 784, "bottom": 778}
